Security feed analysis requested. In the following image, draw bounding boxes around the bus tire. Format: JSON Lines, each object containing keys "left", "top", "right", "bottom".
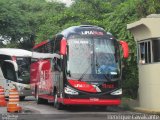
{"left": 20, "top": 96, "right": 25, "bottom": 101}
{"left": 54, "top": 93, "right": 63, "bottom": 110}
{"left": 36, "top": 88, "right": 43, "bottom": 104}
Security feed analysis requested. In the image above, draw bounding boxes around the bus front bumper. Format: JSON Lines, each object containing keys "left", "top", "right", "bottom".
{"left": 58, "top": 98, "right": 121, "bottom": 106}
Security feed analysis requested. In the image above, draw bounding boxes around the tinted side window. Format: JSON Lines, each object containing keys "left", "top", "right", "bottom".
{"left": 1, "top": 61, "right": 16, "bottom": 81}
{"left": 152, "top": 39, "right": 160, "bottom": 62}
{"left": 138, "top": 41, "right": 151, "bottom": 64}
{"left": 16, "top": 57, "right": 31, "bottom": 84}
{"left": 0, "top": 55, "right": 11, "bottom": 65}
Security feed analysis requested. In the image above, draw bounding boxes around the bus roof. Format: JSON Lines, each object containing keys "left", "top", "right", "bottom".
{"left": 0, "top": 48, "right": 32, "bottom": 57}
{"left": 60, "top": 25, "right": 107, "bottom": 38}
{"left": 33, "top": 40, "right": 49, "bottom": 50}
{"left": 32, "top": 52, "right": 60, "bottom": 59}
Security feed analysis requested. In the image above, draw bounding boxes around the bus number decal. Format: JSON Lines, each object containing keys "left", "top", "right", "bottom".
{"left": 102, "top": 84, "right": 114, "bottom": 89}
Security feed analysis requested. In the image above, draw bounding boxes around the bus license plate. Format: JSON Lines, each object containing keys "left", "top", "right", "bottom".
{"left": 90, "top": 98, "right": 99, "bottom": 101}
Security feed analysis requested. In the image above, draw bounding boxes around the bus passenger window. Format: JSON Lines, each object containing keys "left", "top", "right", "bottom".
{"left": 16, "top": 57, "right": 31, "bottom": 84}
{"left": 139, "top": 43, "right": 145, "bottom": 64}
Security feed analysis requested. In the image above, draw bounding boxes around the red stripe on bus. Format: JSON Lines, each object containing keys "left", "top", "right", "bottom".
{"left": 58, "top": 98, "right": 121, "bottom": 105}
{"left": 38, "top": 94, "right": 54, "bottom": 101}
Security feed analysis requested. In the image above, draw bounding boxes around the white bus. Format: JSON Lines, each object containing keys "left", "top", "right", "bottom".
{"left": 0, "top": 48, "right": 32, "bottom": 100}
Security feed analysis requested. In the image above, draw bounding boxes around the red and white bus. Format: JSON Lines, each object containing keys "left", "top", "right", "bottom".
{"left": 31, "top": 25, "right": 129, "bottom": 109}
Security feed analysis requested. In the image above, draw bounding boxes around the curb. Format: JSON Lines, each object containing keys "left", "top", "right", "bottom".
{"left": 21, "top": 107, "right": 40, "bottom": 114}
{"left": 132, "top": 107, "right": 160, "bottom": 115}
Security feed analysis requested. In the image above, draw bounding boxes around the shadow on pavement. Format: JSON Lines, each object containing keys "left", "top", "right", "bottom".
{"left": 61, "top": 105, "right": 126, "bottom": 112}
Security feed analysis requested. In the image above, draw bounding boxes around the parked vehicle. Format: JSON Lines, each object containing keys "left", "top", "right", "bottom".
{"left": 0, "top": 48, "right": 32, "bottom": 100}
{"left": 31, "top": 25, "right": 129, "bottom": 109}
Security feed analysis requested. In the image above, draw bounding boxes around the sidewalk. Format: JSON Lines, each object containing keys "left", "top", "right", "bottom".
{"left": 121, "top": 98, "right": 160, "bottom": 115}
{"left": 121, "top": 98, "right": 139, "bottom": 110}
{"left": 0, "top": 107, "right": 7, "bottom": 114}
{"left": 0, "top": 107, "right": 39, "bottom": 114}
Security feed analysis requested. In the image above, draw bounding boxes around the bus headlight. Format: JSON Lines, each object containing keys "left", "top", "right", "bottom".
{"left": 110, "top": 89, "right": 122, "bottom": 95}
{"left": 64, "top": 86, "right": 78, "bottom": 95}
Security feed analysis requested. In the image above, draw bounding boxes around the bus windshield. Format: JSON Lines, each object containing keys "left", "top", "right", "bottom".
{"left": 16, "top": 57, "right": 31, "bottom": 84}
{"left": 67, "top": 35, "right": 120, "bottom": 81}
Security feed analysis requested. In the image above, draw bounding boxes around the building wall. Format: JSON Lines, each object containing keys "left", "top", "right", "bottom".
{"left": 139, "top": 63, "right": 160, "bottom": 110}
{"left": 127, "top": 15, "right": 160, "bottom": 111}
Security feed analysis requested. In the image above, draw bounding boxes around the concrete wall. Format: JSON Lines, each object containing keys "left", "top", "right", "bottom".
{"left": 127, "top": 14, "right": 160, "bottom": 112}
{"left": 127, "top": 17, "right": 160, "bottom": 41}
{"left": 139, "top": 63, "right": 160, "bottom": 110}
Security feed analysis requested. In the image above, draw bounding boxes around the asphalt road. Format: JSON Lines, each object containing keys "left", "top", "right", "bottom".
{"left": 0, "top": 96, "right": 159, "bottom": 120}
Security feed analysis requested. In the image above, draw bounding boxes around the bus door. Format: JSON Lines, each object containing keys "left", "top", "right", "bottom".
{"left": 40, "top": 59, "right": 53, "bottom": 96}
{"left": 52, "top": 57, "right": 62, "bottom": 96}
{"left": 30, "top": 58, "right": 40, "bottom": 96}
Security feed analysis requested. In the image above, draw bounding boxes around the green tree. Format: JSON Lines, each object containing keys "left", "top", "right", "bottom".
{"left": 0, "top": 0, "right": 64, "bottom": 49}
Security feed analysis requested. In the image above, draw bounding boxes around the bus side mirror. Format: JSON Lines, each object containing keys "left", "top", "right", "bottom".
{"left": 119, "top": 40, "right": 129, "bottom": 59}
{"left": 1, "top": 60, "right": 17, "bottom": 81}
{"left": 4, "top": 60, "right": 18, "bottom": 71}
{"left": 60, "top": 38, "right": 67, "bottom": 55}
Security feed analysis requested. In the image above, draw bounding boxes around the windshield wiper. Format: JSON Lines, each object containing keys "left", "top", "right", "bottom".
{"left": 78, "top": 64, "right": 92, "bottom": 81}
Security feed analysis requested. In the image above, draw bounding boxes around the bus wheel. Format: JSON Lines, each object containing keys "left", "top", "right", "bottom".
{"left": 54, "top": 93, "right": 63, "bottom": 110}
{"left": 20, "top": 96, "right": 25, "bottom": 101}
{"left": 36, "top": 89, "right": 43, "bottom": 104}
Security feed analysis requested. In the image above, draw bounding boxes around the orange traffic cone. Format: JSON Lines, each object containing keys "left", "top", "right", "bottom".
{"left": 0, "top": 86, "right": 7, "bottom": 107}
{"left": 7, "top": 88, "right": 22, "bottom": 113}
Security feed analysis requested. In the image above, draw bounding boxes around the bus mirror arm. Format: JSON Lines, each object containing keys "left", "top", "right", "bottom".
{"left": 66, "top": 70, "right": 71, "bottom": 77}
{"left": 119, "top": 40, "right": 129, "bottom": 59}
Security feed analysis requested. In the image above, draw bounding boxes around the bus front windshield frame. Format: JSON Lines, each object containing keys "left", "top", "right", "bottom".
{"left": 67, "top": 35, "right": 121, "bottom": 81}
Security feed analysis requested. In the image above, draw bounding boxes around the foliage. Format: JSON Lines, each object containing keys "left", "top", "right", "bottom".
{"left": 0, "top": 0, "right": 65, "bottom": 49}
{"left": 1, "top": 0, "right": 160, "bottom": 98}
